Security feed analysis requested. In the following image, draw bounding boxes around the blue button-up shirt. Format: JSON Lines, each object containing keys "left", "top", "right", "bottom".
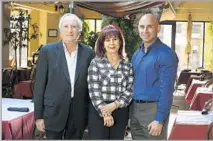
{"left": 131, "top": 38, "right": 178, "bottom": 122}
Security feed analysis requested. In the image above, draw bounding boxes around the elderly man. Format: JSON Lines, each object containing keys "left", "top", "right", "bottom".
{"left": 34, "top": 13, "right": 94, "bottom": 139}
{"left": 130, "top": 13, "right": 178, "bottom": 140}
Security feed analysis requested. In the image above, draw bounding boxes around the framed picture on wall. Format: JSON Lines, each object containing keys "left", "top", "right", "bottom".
{"left": 48, "top": 29, "right": 58, "bottom": 37}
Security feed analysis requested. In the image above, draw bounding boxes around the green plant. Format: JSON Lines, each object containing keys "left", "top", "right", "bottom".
{"left": 80, "top": 17, "right": 90, "bottom": 44}
{"left": 79, "top": 17, "right": 100, "bottom": 49}
{"left": 30, "top": 23, "right": 39, "bottom": 39}
{"left": 3, "top": 9, "right": 40, "bottom": 68}
{"left": 86, "top": 31, "right": 99, "bottom": 49}
{"left": 204, "top": 19, "right": 213, "bottom": 71}
{"left": 208, "top": 19, "right": 213, "bottom": 37}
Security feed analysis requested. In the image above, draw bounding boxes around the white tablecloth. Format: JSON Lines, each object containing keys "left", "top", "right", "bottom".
{"left": 176, "top": 110, "right": 213, "bottom": 125}
{"left": 196, "top": 87, "right": 213, "bottom": 94}
{"left": 2, "top": 98, "right": 34, "bottom": 121}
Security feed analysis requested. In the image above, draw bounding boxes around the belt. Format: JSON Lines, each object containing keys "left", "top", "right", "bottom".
{"left": 133, "top": 99, "right": 157, "bottom": 103}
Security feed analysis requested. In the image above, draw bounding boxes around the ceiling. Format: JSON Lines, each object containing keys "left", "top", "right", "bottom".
{"left": 75, "top": 1, "right": 164, "bottom": 18}
{"left": 160, "top": 2, "right": 213, "bottom": 21}
{"left": 10, "top": 1, "right": 213, "bottom": 21}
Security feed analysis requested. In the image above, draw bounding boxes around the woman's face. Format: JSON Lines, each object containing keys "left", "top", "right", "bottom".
{"left": 104, "top": 35, "right": 120, "bottom": 55}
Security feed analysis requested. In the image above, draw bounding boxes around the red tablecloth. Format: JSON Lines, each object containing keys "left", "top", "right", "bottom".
{"left": 169, "top": 124, "right": 208, "bottom": 140}
{"left": 168, "top": 110, "right": 213, "bottom": 140}
{"left": 13, "top": 80, "right": 33, "bottom": 99}
{"left": 2, "top": 112, "right": 34, "bottom": 140}
{"left": 185, "top": 80, "right": 206, "bottom": 103}
{"left": 185, "top": 75, "right": 201, "bottom": 94}
{"left": 2, "top": 98, "right": 34, "bottom": 140}
{"left": 190, "top": 88, "right": 213, "bottom": 110}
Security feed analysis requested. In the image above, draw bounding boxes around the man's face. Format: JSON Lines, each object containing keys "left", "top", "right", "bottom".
{"left": 60, "top": 17, "right": 80, "bottom": 43}
{"left": 138, "top": 15, "right": 160, "bottom": 44}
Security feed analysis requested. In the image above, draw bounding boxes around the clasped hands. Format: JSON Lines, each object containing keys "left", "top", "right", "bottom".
{"left": 100, "top": 101, "right": 119, "bottom": 127}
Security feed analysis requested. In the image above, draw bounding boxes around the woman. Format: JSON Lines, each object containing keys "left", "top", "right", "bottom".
{"left": 87, "top": 25, "right": 133, "bottom": 139}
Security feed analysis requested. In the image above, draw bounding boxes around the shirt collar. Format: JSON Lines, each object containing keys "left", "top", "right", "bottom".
{"left": 62, "top": 41, "right": 78, "bottom": 54}
{"left": 140, "top": 38, "right": 160, "bottom": 53}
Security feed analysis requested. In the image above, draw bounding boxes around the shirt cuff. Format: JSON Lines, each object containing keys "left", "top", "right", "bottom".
{"left": 116, "top": 99, "right": 125, "bottom": 108}
{"left": 97, "top": 103, "right": 106, "bottom": 116}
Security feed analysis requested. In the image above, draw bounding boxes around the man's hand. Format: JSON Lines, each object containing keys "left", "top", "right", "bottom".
{"left": 101, "top": 101, "right": 118, "bottom": 115}
{"left": 35, "top": 119, "right": 45, "bottom": 132}
{"left": 148, "top": 120, "right": 163, "bottom": 136}
{"left": 103, "top": 115, "right": 114, "bottom": 127}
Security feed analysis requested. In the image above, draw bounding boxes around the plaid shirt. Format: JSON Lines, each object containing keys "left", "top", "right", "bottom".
{"left": 88, "top": 57, "right": 133, "bottom": 115}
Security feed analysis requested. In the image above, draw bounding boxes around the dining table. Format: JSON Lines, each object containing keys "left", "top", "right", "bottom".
{"left": 2, "top": 98, "right": 34, "bottom": 140}
{"left": 168, "top": 110, "right": 213, "bottom": 140}
{"left": 190, "top": 87, "right": 213, "bottom": 110}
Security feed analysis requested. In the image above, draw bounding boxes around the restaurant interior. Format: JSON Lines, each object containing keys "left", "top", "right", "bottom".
{"left": 2, "top": 1, "right": 213, "bottom": 140}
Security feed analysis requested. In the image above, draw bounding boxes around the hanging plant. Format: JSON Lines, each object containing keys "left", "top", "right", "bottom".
{"left": 30, "top": 23, "right": 39, "bottom": 40}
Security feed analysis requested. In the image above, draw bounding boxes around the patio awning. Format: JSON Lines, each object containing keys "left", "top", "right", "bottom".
{"left": 75, "top": 1, "right": 165, "bottom": 17}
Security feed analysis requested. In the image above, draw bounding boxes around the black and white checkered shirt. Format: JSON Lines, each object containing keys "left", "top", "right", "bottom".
{"left": 88, "top": 57, "right": 133, "bottom": 115}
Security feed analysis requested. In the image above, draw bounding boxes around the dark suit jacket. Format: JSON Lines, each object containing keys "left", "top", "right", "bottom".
{"left": 33, "top": 41, "right": 94, "bottom": 131}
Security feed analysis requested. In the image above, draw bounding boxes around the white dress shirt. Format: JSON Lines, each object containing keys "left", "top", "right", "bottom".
{"left": 63, "top": 42, "right": 78, "bottom": 98}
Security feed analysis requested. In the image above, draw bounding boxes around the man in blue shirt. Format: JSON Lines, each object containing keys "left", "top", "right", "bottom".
{"left": 130, "top": 14, "right": 178, "bottom": 140}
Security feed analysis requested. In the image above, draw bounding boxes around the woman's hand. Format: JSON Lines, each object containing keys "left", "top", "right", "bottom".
{"left": 101, "top": 101, "right": 118, "bottom": 115}
{"left": 103, "top": 115, "right": 114, "bottom": 127}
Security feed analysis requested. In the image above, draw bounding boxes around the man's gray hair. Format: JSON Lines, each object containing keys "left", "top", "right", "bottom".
{"left": 58, "top": 13, "right": 83, "bottom": 32}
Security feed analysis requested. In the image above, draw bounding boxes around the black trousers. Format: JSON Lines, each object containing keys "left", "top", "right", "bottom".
{"left": 45, "top": 99, "right": 84, "bottom": 140}
{"left": 88, "top": 102, "right": 129, "bottom": 139}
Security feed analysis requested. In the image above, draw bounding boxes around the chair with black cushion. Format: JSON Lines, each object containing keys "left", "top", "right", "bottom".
{"left": 175, "top": 69, "right": 192, "bottom": 91}
{"left": 200, "top": 72, "right": 213, "bottom": 81}
{"left": 203, "top": 80, "right": 213, "bottom": 88}
{"left": 2, "top": 67, "right": 18, "bottom": 98}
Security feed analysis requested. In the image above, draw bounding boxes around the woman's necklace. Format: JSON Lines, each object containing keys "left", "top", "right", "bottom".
{"left": 109, "top": 57, "right": 120, "bottom": 70}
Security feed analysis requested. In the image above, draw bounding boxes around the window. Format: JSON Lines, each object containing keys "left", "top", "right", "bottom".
{"left": 176, "top": 23, "right": 182, "bottom": 34}
{"left": 175, "top": 22, "right": 187, "bottom": 72}
{"left": 9, "top": 10, "right": 28, "bottom": 68}
{"left": 175, "top": 22, "right": 204, "bottom": 71}
{"left": 190, "top": 22, "right": 204, "bottom": 68}
{"left": 85, "top": 19, "right": 102, "bottom": 32}
{"left": 85, "top": 20, "right": 95, "bottom": 32}
{"left": 96, "top": 20, "right": 102, "bottom": 32}
{"left": 204, "top": 22, "right": 213, "bottom": 71}
{"left": 158, "top": 24, "right": 172, "bottom": 47}
{"left": 192, "top": 23, "right": 202, "bottom": 34}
